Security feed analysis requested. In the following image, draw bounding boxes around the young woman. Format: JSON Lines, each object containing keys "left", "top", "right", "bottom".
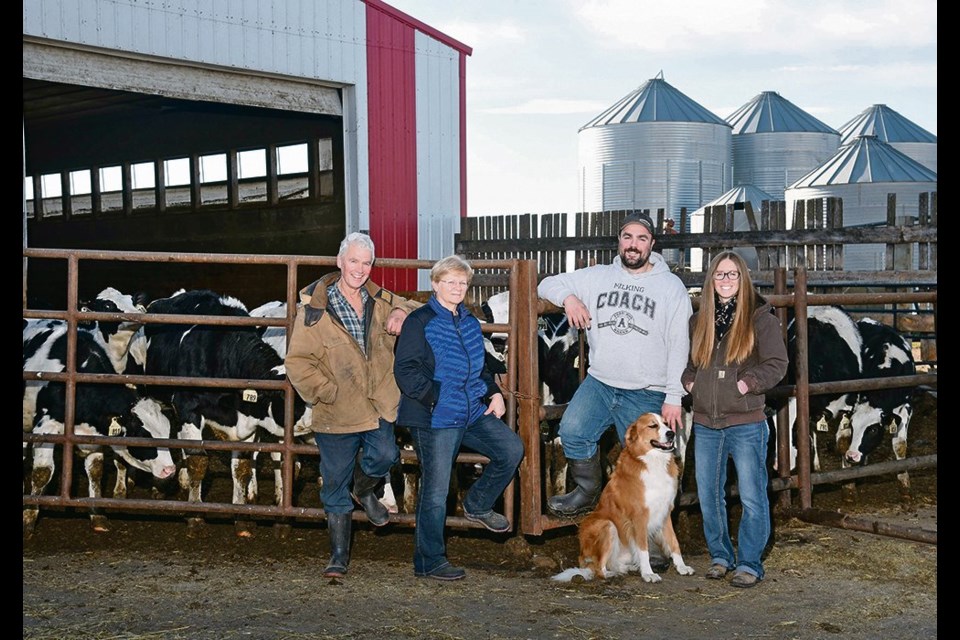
{"left": 393, "top": 255, "right": 524, "bottom": 581}
{"left": 681, "top": 251, "right": 788, "bottom": 588}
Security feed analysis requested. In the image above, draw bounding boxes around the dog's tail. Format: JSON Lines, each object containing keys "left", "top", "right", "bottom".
{"left": 551, "top": 567, "right": 595, "bottom": 582}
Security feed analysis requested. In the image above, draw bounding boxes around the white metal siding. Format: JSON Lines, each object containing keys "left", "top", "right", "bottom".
{"left": 414, "top": 30, "right": 461, "bottom": 289}
{"left": 24, "top": 0, "right": 368, "bottom": 88}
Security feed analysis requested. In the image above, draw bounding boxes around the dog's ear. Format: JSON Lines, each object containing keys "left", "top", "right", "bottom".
{"left": 625, "top": 422, "right": 639, "bottom": 445}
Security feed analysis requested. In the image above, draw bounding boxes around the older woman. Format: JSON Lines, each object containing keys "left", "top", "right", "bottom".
{"left": 394, "top": 255, "right": 525, "bottom": 581}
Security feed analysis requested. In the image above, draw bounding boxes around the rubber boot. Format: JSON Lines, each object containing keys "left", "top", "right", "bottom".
{"left": 322, "top": 513, "right": 352, "bottom": 578}
{"left": 351, "top": 466, "right": 390, "bottom": 527}
{"left": 546, "top": 450, "right": 602, "bottom": 518}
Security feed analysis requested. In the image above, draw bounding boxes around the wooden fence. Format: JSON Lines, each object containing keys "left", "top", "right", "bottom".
{"left": 456, "top": 193, "right": 938, "bottom": 301}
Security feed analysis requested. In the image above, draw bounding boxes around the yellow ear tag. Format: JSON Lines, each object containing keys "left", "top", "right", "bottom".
{"left": 109, "top": 417, "right": 124, "bottom": 436}
{"left": 888, "top": 422, "right": 898, "bottom": 435}
{"left": 242, "top": 389, "right": 258, "bottom": 403}
{"left": 816, "top": 416, "right": 829, "bottom": 432}
{"left": 572, "top": 355, "right": 580, "bottom": 369}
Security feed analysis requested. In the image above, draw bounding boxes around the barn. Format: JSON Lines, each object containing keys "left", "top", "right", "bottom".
{"left": 23, "top": 0, "right": 471, "bottom": 305}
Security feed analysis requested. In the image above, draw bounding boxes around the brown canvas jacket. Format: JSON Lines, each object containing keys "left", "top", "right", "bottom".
{"left": 681, "top": 298, "right": 788, "bottom": 429}
{"left": 284, "top": 272, "right": 419, "bottom": 434}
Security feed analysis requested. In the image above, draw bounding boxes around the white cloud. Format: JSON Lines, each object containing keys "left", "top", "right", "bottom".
{"left": 483, "top": 99, "right": 610, "bottom": 115}
{"left": 573, "top": 0, "right": 936, "bottom": 54}
{"left": 427, "top": 18, "right": 525, "bottom": 49}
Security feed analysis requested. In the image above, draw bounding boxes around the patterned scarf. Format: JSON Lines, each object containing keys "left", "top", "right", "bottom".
{"left": 714, "top": 293, "right": 737, "bottom": 342}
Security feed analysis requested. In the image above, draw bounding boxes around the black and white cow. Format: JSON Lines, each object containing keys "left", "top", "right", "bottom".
{"left": 130, "top": 290, "right": 310, "bottom": 529}
{"left": 772, "top": 305, "right": 863, "bottom": 473}
{"left": 773, "top": 307, "right": 917, "bottom": 495}
{"left": 23, "top": 324, "right": 176, "bottom": 534}
{"left": 842, "top": 318, "right": 916, "bottom": 493}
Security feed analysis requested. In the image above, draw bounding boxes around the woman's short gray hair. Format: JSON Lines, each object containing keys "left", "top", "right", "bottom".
{"left": 338, "top": 232, "right": 376, "bottom": 260}
{"left": 431, "top": 255, "right": 474, "bottom": 283}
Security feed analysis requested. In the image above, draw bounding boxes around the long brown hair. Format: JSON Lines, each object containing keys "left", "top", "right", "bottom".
{"left": 690, "top": 251, "right": 758, "bottom": 367}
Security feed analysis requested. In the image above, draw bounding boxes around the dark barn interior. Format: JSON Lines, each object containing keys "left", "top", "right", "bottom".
{"left": 23, "top": 78, "right": 347, "bottom": 310}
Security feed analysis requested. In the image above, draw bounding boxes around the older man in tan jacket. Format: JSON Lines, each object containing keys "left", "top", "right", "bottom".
{"left": 285, "top": 232, "right": 418, "bottom": 578}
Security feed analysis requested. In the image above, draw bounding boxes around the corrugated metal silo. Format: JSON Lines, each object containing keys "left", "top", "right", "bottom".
{"left": 838, "top": 104, "right": 937, "bottom": 174}
{"left": 727, "top": 91, "right": 840, "bottom": 201}
{"left": 578, "top": 73, "right": 732, "bottom": 224}
{"left": 785, "top": 135, "right": 937, "bottom": 270}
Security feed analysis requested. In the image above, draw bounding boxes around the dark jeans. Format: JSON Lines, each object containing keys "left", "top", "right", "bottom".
{"left": 315, "top": 418, "right": 399, "bottom": 514}
{"left": 409, "top": 414, "right": 524, "bottom": 575}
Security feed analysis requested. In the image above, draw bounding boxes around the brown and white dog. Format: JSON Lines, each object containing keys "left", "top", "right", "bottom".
{"left": 552, "top": 413, "right": 694, "bottom": 583}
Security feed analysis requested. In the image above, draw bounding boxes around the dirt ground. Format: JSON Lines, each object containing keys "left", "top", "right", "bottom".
{"left": 23, "top": 391, "right": 937, "bottom": 640}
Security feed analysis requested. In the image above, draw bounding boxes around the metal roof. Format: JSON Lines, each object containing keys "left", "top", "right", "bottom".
{"left": 789, "top": 135, "right": 937, "bottom": 188}
{"left": 702, "top": 184, "right": 776, "bottom": 208}
{"left": 838, "top": 104, "right": 937, "bottom": 145}
{"left": 581, "top": 73, "right": 728, "bottom": 130}
{"left": 726, "top": 91, "right": 837, "bottom": 135}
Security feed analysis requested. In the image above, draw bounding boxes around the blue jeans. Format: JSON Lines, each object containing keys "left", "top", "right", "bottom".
{"left": 693, "top": 421, "right": 771, "bottom": 579}
{"left": 557, "top": 374, "right": 666, "bottom": 460}
{"left": 315, "top": 418, "right": 399, "bottom": 514}
{"left": 409, "top": 414, "right": 524, "bottom": 575}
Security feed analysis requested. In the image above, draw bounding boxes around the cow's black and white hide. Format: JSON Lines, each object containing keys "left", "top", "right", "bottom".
{"left": 770, "top": 307, "right": 920, "bottom": 500}
{"left": 129, "top": 290, "right": 310, "bottom": 529}
{"left": 842, "top": 318, "right": 916, "bottom": 495}
{"left": 769, "top": 305, "right": 863, "bottom": 474}
{"left": 22, "top": 326, "right": 176, "bottom": 534}
{"left": 77, "top": 286, "right": 150, "bottom": 375}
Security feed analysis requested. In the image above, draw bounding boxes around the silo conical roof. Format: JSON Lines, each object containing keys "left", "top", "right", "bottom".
{"left": 838, "top": 104, "right": 937, "bottom": 145}
{"left": 727, "top": 91, "right": 837, "bottom": 134}
{"left": 789, "top": 135, "right": 937, "bottom": 188}
{"left": 581, "top": 74, "right": 728, "bottom": 130}
{"left": 702, "top": 184, "right": 776, "bottom": 208}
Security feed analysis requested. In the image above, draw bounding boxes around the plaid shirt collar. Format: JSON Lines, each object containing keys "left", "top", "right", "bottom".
{"left": 327, "top": 282, "right": 369, "bottom": 354}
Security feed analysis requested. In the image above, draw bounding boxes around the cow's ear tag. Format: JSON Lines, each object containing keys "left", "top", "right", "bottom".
{"left": 572, "top": 355, "right": 580, "bottom": 369}
{"left": 108, "top": 417, "right": 124, "bottom": 436}
{"left": 816, "top": 416, "right": 829, "bottom": 432}
{"left": 888, "top": 422, "right": 898, "bottom": 435}
{"left": 136, "top": 304, "right": 147, "bottom": 313}
{"left": 242, "top": 389, "right": 258, "bottom": 403}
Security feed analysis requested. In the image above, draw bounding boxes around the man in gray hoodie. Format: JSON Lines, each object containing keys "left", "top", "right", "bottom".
{"left": 537, "top": 213, "right": 692, "bottom": 517}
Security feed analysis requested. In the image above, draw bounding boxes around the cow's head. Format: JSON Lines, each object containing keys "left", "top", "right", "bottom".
{"left": 112, "top": 398, "right": 177, "bottom": 485}
{"left": 843, "top": 401, "right": 912, "bottom": 465}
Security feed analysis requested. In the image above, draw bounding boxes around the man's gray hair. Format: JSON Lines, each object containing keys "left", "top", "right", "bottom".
{"left": 338, "top": 232, "right": 376, "bottom": 260}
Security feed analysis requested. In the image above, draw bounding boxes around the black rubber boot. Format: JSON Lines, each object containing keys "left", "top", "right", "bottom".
{"left": 546, "top": 450, "right": 602, "bottom": 518}
{"left": 351, "top": 467, "right": 390, "bottom": 527}
{"left": 322, "top": 513, "right": 352, "bottom": 578}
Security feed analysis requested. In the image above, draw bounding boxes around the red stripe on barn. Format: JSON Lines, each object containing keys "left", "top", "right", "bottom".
{"left": 366, "top": 3, "right": 418, "bottom": 292}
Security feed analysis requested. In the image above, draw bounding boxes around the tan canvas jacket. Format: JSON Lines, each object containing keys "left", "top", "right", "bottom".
{"left": 285, "top": 272, "right": 419, "bottom": 434}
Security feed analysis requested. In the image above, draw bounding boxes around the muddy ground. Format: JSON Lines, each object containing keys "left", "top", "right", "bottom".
{"left": 23, "top": 391, "right": 937, "bottom": 640}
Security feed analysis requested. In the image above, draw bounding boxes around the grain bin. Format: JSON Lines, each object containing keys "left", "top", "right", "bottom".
{"left": 786, "top": 135, "right": 937, "bottom": 271}
{"left": 727, "top": 91, "right": 840, "bottom": 200}
{"left": 578, "top": 73, "right": 731, "bottom": 224}
{"left": 838, "top": 104, "right": 937, "bottom": 174}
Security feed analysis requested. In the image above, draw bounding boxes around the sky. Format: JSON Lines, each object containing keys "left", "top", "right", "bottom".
{"left": 385, "top": 0, "right": 937, "bottom": 217}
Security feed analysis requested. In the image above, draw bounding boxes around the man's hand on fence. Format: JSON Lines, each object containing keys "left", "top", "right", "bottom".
{"left": 563, "top": 294, "right": 591, "bottom": 330}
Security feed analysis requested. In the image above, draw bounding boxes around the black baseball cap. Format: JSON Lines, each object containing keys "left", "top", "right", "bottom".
{"left": 619, "top": 213, "right": 655, "bottom": 237}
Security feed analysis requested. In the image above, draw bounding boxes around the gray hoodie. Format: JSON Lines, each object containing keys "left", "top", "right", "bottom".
{"left": 537, "top": 252, "right": 692, "bottom": 405}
